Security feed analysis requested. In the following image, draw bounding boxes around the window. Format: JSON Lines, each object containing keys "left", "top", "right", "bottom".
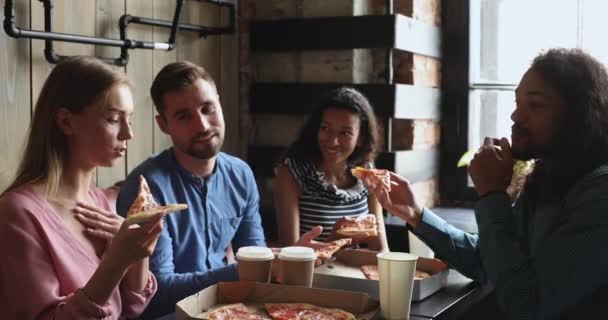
{"left": 441, "top": 0, "right": 608, "bottom": 202}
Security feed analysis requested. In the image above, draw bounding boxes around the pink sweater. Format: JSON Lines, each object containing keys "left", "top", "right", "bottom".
{"left": 0, "top": 185, "right": 157, "bottom": 319}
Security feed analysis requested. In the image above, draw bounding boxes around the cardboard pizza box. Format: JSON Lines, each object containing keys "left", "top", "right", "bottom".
{"left": 313, "top": 248, "right": 449, "bottom": 302}
{"left": 175, "top": 281, "right": 380, "bottom": 320}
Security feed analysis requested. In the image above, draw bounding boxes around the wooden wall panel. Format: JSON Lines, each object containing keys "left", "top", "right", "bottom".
{"left": 152, "top": 0, "right": 177, "bottom": 153}
{"left": 219, "top": 5, "right": 240, "bottom": 156}
{"left": 31, "top": 0, "right": 97, "bottom": 104}
{"left": 1, "top": 1, "right": 237, "bottom": 190}
{"left": 96, "top": 0, "right": 127, "bottom": 188}
{"left": 0, "top": 0, "right": 30, "bottom": 191}
{"left": 126, "top": 0, "right": 155, "bottom": 173}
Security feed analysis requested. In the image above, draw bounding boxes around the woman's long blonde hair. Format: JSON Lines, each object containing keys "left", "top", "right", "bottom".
{"left": 4, "top": 56, "right": 130, "bottom": 196}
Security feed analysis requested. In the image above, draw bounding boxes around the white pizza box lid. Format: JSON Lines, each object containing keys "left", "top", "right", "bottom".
{"left": 235, "top": 246, "right": 274, "bottom": 261}
{"left": 278, "top": 246, "right": 316, "bottom": 262}
{"left": 175, "top": 281, "right": 380, "bottom": 320}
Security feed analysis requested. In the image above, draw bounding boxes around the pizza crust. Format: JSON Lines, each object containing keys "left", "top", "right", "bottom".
{"left": 125, "top": 175, "right": 188, "bottom": 224}
{"left": 360, "top": 265, "right": 432, "bottom": 281}
{"left": 265, "top": 303, "right": 356, "bottom": 320}
{"left": 351, "top": 167, "right": 391, "bottom": 192}
{"left": 316, "top": 238, "right": 353, "bottom": 260}
{"left": 333, "top": 215, "right": 378, "bottom": 238}
{"left": 206, "top": 303, "right": 270, "bottom": 320}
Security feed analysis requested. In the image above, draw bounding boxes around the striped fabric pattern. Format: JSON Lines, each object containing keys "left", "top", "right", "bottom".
{"left": 282, "top": 158, "right": 369, "bottom": 240}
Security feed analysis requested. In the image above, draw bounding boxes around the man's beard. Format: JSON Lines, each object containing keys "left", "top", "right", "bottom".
{"left": 185, "top": 132, "right": 223, "bottom": 160}
{"left": 511, "top": 125, "right": 554, "bottom": 161}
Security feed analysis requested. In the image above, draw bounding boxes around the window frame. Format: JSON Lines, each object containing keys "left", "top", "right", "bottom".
{"left": 439, "top": 0, "right": 477, "bottom": 204}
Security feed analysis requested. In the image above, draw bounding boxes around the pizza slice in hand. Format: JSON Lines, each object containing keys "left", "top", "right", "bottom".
{"left": 125, "top": 175, "right": 188, "bottom": 224}
{"left": 351, "top": 167, "right": 392, "bottom": 192}
{"left": 315, "top": 238, "right": 352, "bottom": 261}
{"left": 333, "top": 214, "right": 378, "bottom": 240}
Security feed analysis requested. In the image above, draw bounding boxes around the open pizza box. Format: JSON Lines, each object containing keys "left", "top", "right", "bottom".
{"left": 313, "top": 248, "right": 449, "bottom": 302}
{"left": 175, "top": 281, "right": 380, "bottom": 320}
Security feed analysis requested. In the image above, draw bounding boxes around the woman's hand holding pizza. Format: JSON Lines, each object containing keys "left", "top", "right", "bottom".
{"left": 74, "top": 201, "right": 124, "bottom": 240}
{"left": 295, "top": 226, "right": 331, "bottom": 266}
{"left": 104, "top": 215, "right": 163, "bottom": 269}
{"left": 328, "top": 216, "right": 377, "bottom": 245}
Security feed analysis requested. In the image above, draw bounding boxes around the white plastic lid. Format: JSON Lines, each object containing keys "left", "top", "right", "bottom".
{"left": 235, "top": 246, "right": 274, "bottom": 261}
{"left": 278, "top": 246, "right": 316, "bottom": 262}
{"left": 377, "top": 252, "right": 419, "bottom": 262}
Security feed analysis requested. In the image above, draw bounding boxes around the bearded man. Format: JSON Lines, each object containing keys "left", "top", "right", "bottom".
{"left": 366, "top": 48, "right": 608, "bottom": 320}
{"left": 117, "top": 61, "right": 265, "bottom": 319}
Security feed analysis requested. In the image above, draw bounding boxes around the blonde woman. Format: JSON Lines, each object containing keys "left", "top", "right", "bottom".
{"left": 0, "top": 56, "right": 160, "bottom": 319}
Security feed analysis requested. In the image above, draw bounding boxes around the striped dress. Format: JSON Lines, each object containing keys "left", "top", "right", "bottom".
{"left": 281, "top": 157, "right": 370, "bottom": 240}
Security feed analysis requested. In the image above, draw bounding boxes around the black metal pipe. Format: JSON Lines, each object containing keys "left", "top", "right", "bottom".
{"left": 384, "top": 0, "right": 394, "bottom": 151}
{"left": 167, "top": 0, "right": 185, "bottom": 48}
{"left": 4, "top": 0, "right": 237, "bottom": 65}
{"left": 384, "top": 0, "right": 393, "bottom": 85}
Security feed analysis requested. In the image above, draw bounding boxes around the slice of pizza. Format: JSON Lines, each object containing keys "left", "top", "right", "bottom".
{"left": 125, "top": 175, "right": 188, "bottom": 224}
{"left": 360, "top": 265, "right": 379, "bottom": 280}
{"left": 334, "top": 214, "right": 378, "bottom": 238}
{"left": 265, "top": 303, "right": 356, "bottom": 320}
{"left": 361, "top": 265, "right": 431, "bottom": 281}
{"left": 415, "top": 270, "right": 432, "bottom": 280}
{"left": 206, "top": 303, "right": 270, "bottom": 320}
{"left": 351, "top": 166, "right": 392, "bottom": 192}
{"left": 315, "top": 238, "right": 352, "bottom": 260}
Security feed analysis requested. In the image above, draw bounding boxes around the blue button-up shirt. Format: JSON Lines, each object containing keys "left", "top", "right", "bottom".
{"left": 117, "top": 149, "right": 266, "bottom": 318}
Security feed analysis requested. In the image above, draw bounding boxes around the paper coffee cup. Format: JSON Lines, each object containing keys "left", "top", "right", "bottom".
{"left": 377, "top": 252, "right": 418, "bottom": 320}
{"left": 278, "top": 246, "right": 316, "bottom": 287}
{"left": 236, "top": 246, "right": 274, "bottom": 283}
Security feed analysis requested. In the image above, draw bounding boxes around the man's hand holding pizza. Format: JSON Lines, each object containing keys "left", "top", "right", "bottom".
{"left": 363, "top": 171, "right": 424, "bottom": 228}
{"left": 469, "top": 137, "right": 514, "bottom": 197}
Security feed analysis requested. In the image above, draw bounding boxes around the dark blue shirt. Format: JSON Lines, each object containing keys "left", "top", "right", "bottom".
{"left": 117, "top": 149, "right": 266, "bottom": 318}
{"left": 413, "top": 165, "right": 608, "bottom": 319}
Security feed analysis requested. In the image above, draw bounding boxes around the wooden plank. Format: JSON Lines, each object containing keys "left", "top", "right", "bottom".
{"left": 152, "top": 0, "right": 177, "bottom": 153}
{"left": 250, "top": 0, "right": 299, "bottom": 20}
{"left": 125, "top": 0, "right": 155, "bottom": 173}
{"left": 238, "top": 0, "right": 253, "bottom": 158}
{"left": 251, "top": 15, "right": 393, "bottom": 52}
{"left": 251, "top": 115, "right": 440, "bottom": 151}
{"left": 95, "top": 0, "right": 127, "bottom": 188}
{"left": 218, "top": 1, "right": 241, "bottom": 157}
{"left": 0, "top": 0, "right": 30, "bottom": 191}
{"left": 250, "top": 114, "right": 307, "bottom": 147}
{"left": 248, "top": 145, "right": 438, "bottom": 184}
{"left": 250, "top": 83, "right": 440, "bottom": 119}
{"left": 250, "top": 14, "right": 441, "bottom": 58}
{"left": 394, "top": 14, "right": 441, "bottom": 58}
{"left": 394, "top": 84, "right": 440, "bottom": 119}
{"left": 31, "top": 0, "right": 97, "bottom": 105}
{"left": 390, "top": 119, "right": 440, "bottom": 151}
{"left": 376, "top": 148, "right": 438, "bottom": 183}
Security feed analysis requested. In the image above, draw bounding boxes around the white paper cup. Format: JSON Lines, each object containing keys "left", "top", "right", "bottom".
{"left": 408, "top": 231, "right": 434, "bottom": 259}
{"left": 236, "top": 246, "right": 274, "bottom": 283}
{"left": 377, "top": 252, "right": 419, "bottom": 320}
{"left": 278, "top": 246, "right": 316, "bottom": 287}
